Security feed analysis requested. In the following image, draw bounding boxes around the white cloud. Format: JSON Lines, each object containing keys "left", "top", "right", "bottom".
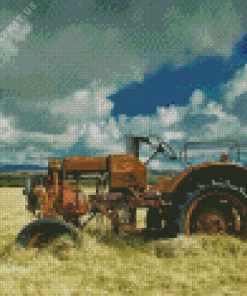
{"left": 163, "top": 131, "right": 185, "bottom": 141}
{"left": 0, "top": 115, "right": 21, "bottom": 142}
{"left": 53, "top": 91, "right": 90, "bottom": 116}
{"left": 221, "top": 64, "right": 247, "bottom": 109}
{"left": 94, "top": 89, "right": 115, "bottom": 116}
{"left": 104, "top": 118, "right": 121, "bottom": 140}
{"left": 189, "top": 90, "right": 206, "bottom": 111}
{"left": 52, "top": 86, "right": 114, "bottom": 121}
{"left": 81, "top": 119, "right": 126, "bottom": 154}
{"left": 219, "top": 63, "right": 247, "bottom": 128}
{"left": 158, "top": 106, "right": 183, "bottom": 126}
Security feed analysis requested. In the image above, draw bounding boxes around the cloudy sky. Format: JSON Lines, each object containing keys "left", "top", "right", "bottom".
{"left": 0, "top": 0, "right": 247, "bottom": 171}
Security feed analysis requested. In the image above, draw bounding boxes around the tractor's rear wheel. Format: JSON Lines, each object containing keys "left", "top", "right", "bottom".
{"left": 178, "top": 183, "right": 247, "bottom": 240}
{"left": 190, "top": 207, "right": 231, "bottom": 235}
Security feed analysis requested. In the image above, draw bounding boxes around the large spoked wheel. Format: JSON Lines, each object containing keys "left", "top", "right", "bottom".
{"left": 179, "top": 183, "right": 247, "bottom": 240}
{"left": 16, "top": 218, "right": 79, "bottom": 249}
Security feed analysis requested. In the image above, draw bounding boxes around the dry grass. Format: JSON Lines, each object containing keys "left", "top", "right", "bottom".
{"left": 0, "top": 187, "right": 246, "bottom": 295}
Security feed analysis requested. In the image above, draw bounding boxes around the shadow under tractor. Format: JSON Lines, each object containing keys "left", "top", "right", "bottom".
{"left": 16, "top": 137, "right": 247, "bottom": 248}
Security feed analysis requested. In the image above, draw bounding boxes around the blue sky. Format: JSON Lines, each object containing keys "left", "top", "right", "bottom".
{"left": 0, "top": 0, "right": 247, "bottom": 171}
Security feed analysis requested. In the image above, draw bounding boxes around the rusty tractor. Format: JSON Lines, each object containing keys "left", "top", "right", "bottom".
{"left": 16, "top": 137, "right": 247, "bottom": 248}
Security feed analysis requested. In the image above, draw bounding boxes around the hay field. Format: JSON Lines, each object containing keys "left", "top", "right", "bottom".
{"left": 0, "top": 188, "right": 247, "bottom": 295}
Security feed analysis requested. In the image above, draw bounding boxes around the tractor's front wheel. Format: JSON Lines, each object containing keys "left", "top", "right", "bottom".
{"left": 16, "top": 218, "right": 79, "bottom": 249}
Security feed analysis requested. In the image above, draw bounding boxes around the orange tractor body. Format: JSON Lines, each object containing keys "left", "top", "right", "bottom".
{"left": 32, "top": 154, "right": 147, "bottom": 220}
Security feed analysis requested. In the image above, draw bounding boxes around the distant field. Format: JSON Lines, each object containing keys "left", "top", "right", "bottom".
{"left": 0, "top": 178, "right": 26, "bottom": 187}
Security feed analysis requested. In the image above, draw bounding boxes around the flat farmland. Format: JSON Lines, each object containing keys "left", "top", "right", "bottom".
{"left": 0, "top": 187, "right": 247, "bottom": 295}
